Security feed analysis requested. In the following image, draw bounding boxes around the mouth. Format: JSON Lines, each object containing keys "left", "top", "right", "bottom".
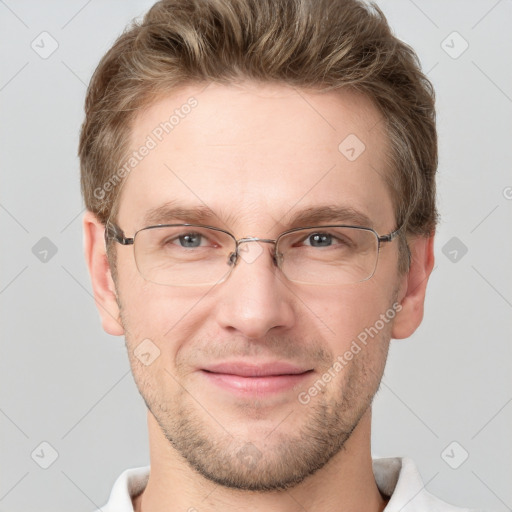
{"left": 200, "top": 361, "right": 314, "bottom": 396}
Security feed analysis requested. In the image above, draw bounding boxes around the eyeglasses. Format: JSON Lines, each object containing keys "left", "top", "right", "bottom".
{"left": 105, "top": 221, "right": 402, "bottom": 287}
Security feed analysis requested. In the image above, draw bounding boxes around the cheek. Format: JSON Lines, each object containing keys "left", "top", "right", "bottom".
{"left": 119, "top": 285, "right": 206, "bottom": 403}
{"left": 117, "top": 271, "right": 213, "bottom": 360}
{"left": 297, "top": 281, "right": 395, "bottom": 354}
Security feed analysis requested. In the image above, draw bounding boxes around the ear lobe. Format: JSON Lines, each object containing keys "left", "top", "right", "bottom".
{"left": 83, "top": 210, "right": 124, "bottom": 336}
{"left": 391, "top": 234, "right": 435, "bottom": 340}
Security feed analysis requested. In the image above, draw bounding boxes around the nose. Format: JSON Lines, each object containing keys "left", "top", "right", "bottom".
{"left": 215, "top": 241, "right": 296, "bottom": 339}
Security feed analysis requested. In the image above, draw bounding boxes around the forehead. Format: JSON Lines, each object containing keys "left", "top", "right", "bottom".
{"left": 117, "top": 82, "right": 394, "bottom": 234}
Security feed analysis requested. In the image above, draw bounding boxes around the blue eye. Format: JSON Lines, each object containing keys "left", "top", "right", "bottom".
{"left": 307, "top": 233, "right": 333, "bottom": 247}
{"left": 177, "top": 233, "right": 203, "bottom": 248}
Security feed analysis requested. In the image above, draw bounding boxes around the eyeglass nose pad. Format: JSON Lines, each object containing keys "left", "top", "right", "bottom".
{"left": 228, "top": 251, "right": 238, "bottom": 266}
{"left": 274, "top": 250, "right": 283, "bottom": 267}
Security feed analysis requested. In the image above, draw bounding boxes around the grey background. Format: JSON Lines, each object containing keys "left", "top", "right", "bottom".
{"left": 1, "top": 0, "right": 511, "bottom": 511}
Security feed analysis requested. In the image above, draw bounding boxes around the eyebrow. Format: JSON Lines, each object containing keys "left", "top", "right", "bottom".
{"left": 142, "top": 202, "right": 218, "bottom": 227}
{"left": 284, "top": 205, "right": 374, "bottom": 229}
{"left": 141, "top": 202, "right": 375, "bottom": 231}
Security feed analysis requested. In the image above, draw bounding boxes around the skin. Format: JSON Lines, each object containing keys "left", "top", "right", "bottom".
{"left": 84, "top": 82, "right": 434, "bottom": 512}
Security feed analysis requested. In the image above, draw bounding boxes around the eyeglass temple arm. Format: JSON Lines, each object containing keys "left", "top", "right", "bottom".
{"left": 104, "top": 222, "right": 134, "bottom": 246}
{"left": 378, "top": 225, "right": 403, "bottom": 244}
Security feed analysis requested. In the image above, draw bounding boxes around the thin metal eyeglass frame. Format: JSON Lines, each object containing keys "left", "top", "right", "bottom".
{"left": 104, "top": 221, "right": 403, "bottom": 284}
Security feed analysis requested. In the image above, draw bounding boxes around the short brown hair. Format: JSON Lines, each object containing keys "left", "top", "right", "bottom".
{"left": 79, "top": 0, "right": 437, "bottom": 273}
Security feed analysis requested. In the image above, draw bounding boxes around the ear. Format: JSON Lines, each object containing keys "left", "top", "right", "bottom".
{"left": 83, "top": 211, "right": 124, "bottom": 336}
{"left": 392, "top": 234, "right": 435, "bottom": 339}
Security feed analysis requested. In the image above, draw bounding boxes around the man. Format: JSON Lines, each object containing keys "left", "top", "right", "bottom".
{"left": 80, "top": 0, "right": 476, "bottom": 510}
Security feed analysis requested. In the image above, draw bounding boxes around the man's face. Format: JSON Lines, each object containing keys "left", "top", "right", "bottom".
{"left": 112, "top": 82, "right": 403, "bottom": 490}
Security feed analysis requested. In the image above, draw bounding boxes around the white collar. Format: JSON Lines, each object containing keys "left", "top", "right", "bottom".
{"left": 97, "top": 457, "right": 477, "bottom": 512}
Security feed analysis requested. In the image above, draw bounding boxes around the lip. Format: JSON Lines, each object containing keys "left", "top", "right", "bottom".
{"left": 200, "top": 361, "right": 313, "bottom": 396}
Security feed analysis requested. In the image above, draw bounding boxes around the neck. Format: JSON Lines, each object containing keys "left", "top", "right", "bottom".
{"left": 133, "top": 409, "right": 388, "bottom": 512}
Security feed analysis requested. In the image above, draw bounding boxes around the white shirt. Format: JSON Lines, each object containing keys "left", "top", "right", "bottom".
{"left": 95, "top": 457, "right": 480, "bottom": 511}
